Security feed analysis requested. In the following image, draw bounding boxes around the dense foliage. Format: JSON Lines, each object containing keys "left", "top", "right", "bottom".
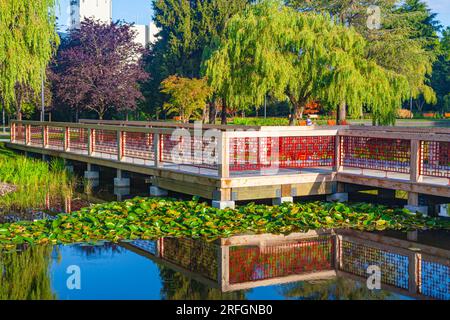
{"left": 0, "top": 144, "right": 74, "bottom": 211}
{"left": 204, "top": 0, "right": 410, "bottom": 125}
{"left": 52, "top": 19, "right": 149, "bottom": 120}
{"left": 160, "top": 76, "right": 212, "bottom": 123}
{"left": 0, "top": 197, "right": 448, "bottom": 250}
{"left": 0, "top": 0, "right": 59, "bottom": 119}
{"left": 142, "top": 0, "right": 251, "bottom": 121}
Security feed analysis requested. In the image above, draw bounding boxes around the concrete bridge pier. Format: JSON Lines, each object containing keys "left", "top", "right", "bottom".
{"left": 114, "top": 186, "right": 130, "bottom": 202}
{"left": 84, "top": 163, "right": 99, "bottom": 188}
{"left": 114, "top": 169, "right": 130, "bottom": 188}
{"left": 405, "top": 192, "right": 428, "bottom": 216}
{"left": 212, "top": 200, "right": 236, "bottom": 210}
{"left": 149, "top": 186, "right": 168, "bottom": 197}
{"left": 273, "top": 197, "right": 293, "bottom": 206}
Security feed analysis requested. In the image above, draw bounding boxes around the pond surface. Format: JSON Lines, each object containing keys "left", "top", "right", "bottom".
{"left": 1, "top": 242, "right": 411, "bottom": 300}
{"left": 0, "top": 164, "right": 448, "bottom": 300}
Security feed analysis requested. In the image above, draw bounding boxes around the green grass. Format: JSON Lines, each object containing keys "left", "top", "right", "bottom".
{"left": 0, "top": 197, "right": 448, "bottom": 250}
{"left": 0, "top": 143, "right": 75, "bottom": 212}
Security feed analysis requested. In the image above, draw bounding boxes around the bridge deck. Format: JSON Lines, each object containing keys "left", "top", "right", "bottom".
{"left": 7, "top": 120, "right": 450, "bottom": 201}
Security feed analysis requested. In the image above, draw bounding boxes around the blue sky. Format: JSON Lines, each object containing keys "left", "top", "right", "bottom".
{"left": 56, "top": 0, "right": 450, "bottom": 31}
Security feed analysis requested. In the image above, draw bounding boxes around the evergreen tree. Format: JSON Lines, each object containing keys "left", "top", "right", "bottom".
{"left": 142, "top": 0, "right": 251, "bottom": 121}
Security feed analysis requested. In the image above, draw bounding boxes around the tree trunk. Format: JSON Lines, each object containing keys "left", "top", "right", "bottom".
{"left": 288, "top": 94, "right": 305, "bottom": 126}
{"left": 221, "top": 98, "right": 227, "bottom": 125}
{"left": 338, "top": 101, "right": 346, "bottom": 124}
{"left": 208, "top": 102, "right": 216, "bottom": 124}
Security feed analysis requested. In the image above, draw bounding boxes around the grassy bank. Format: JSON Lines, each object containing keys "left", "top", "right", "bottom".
{"left": 0, "top": 197, "right": 448, "bottom": 250}
{"left": 0, "top": 144, "right": 75, "bottom": 212}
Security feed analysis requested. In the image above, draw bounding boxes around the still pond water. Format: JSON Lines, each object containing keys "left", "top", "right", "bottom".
{"left": 1, "top": 241, "right": 414, "bottom": 300}
{"left": 0, "top": 167, "right": 448, "bottom": 300}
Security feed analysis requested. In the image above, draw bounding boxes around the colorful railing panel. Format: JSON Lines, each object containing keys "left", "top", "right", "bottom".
{"left": 162, "top": 238, "right": 219, "bottom": 281}
{"left": 13, "top": 124, "right": 26, "bottom": 144}
{"left": 341, "top": 136, "right": 411, "bottom": 174}
{"left": 229, "top": 136, "right": 335, "bottom": 172}
{"left": 29, "top": 125, "right": 43, "bottom": 146}
{"left": 47, "top": 126, "right": 64, "bottom": 150}
{"left": 68, "top": 127, "right": 88, "bottom": 152}
{"left": 93, "top": 129, "right": 117, "bottom": 155}
{"left": 229, "top": 237, "right": 334, "bottom": 284}
{"left": 340, "top": 239, "right": 410, "bottom": 290}
{"left": 123, "top": 132, "right": 155, "bottom": 161}
{"left": 161, "top": 134, "right": 218, "bottom": 169}
{"left": 420, "top": 258, "right": 450, "bottom": 300}
{"left": 421, "top": 141, "right": 450, "bottom": 179}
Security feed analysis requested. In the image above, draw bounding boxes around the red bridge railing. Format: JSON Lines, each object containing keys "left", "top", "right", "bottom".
{"left": 9, "top": 121, "right": 450, "bottom": 185}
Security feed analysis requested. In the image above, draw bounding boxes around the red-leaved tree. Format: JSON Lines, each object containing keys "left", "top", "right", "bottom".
{"left": 52, "top": 19, "right": 149, "bottom": 120}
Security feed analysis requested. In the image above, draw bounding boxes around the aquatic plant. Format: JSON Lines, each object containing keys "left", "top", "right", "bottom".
{"left": 0, "top": 197, "right": 448, "bottom": 250}
{"left": 0, "top": 144, "right": 76, "bottom": 212}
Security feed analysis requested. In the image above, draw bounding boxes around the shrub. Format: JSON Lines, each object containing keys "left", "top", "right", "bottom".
{"left": 396, "top": 109, "right": 414, "bottom": 119}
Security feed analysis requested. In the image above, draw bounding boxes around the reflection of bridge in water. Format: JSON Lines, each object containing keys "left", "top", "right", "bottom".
{"left": 121, "top": 230, "right": 450, "bottom": 300}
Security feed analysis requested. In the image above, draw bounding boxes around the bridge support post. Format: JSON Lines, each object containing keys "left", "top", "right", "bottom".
{"left": 272, "top": 197, "right": 293, "bottom": 206}
{"left": 114, "top": 169, "right": 130, "bottom": 188}
{"left": 327, "top": 193, "right": 348, "bottom": 202}
{"left": 84, "top": 163, "right": 99, "bottom": 180}
{"left": 405, "top": 192, "right": 428, "bottom": 216}
{"left": 114, "top": 186, "right": 130, "bottom": 202}
{"left": 212, "top": 200, "right": 235, "bottom": 210}
{"left": 438, "top": 204, "right": 449, "bottom": 217}
{"left": 150, "top": 186, "right": 168, "bottom": 197}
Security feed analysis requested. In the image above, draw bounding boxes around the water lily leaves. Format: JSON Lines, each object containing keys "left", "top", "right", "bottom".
{"left": 0, "top": 197, "right": 449, "bottom": 250}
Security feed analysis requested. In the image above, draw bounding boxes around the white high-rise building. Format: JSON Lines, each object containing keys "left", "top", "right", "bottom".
{"left": 69, "top": 0, "right": 157, "bottom": 48}
{"left": 70, "top": 0, "right": 113, "bottom": 29}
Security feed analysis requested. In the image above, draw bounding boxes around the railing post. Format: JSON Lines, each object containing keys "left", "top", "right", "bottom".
{"left": 25, "top": 124, "right": 31, "bottom": 145}
{"left": 10, "top": 122, "right": 15, "bottom": 143}
{"left": 87, "top": 128, "right": 94, "bottom": 156}
{"left": 334, "top": 135, "right": 343, "bottom": 172}
{"left": 117, "top": 130, "right": 123, "bottom": 161}
{"left": 63, "top": 126, "right": 70, "bottom": 151}
{"left": 334, "top": 234, "right": 343, "bottom": 271}
{"left": 218, "top": 244, "right": 230, "bottom": 291}
{"left": 154, "top": 132, "right": 161, "bottom": 168}
{"left": 410, "top": 140, "right": 422, "bottom": 183}
{"left": 408, "top": 251, "right": 421, "bottom": 295}
{"left": 42, "top": 125, "right": 48, "bottom": 148}
{"left": 408, "top": 140, "right": 422, "bottom": 207}
{"left": 219, "top": 131, "right": 230, "bottom": 178}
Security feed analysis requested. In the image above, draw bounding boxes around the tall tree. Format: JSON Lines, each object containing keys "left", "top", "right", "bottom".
{"left": 160, "top": 75, "right": 212, "bottom": 123}
{"left": 430, "top": 27, "right": 450, "bottom": 113}
{"left": 204, "top": 0, "right": 409, "bottom": 125}
{"left": 142, "top": 0, "right": 251, "bottom": 121}
{"left": 287, "top": 0, "right": 438, "bottom": 122}
{"left": 0, "top": 0, "right": 59, "bottom": 120}
{"left": 52, "top": 19, "right": 149, "bottom": 120}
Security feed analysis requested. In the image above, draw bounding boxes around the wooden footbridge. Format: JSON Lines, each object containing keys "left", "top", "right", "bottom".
{"left": 6, "top": 120, "right": 450, "bottom": 211}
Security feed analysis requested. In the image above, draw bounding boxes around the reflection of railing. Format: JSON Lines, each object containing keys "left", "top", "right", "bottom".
{"left": 336, "top": 230, "right": 450, "bottom": 300}
{"left": 125, "top": 231, "right": 449, "bottom": 299}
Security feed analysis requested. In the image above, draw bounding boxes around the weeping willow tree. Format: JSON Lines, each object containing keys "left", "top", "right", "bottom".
{"left": 0, "top": 0, "right": 59, "bottom": 119}
{"left": 204, "top": 0, "right": 409, "bottom": 125}
{"left": 287, "top": 0, "right": 438, "bottom": 123}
